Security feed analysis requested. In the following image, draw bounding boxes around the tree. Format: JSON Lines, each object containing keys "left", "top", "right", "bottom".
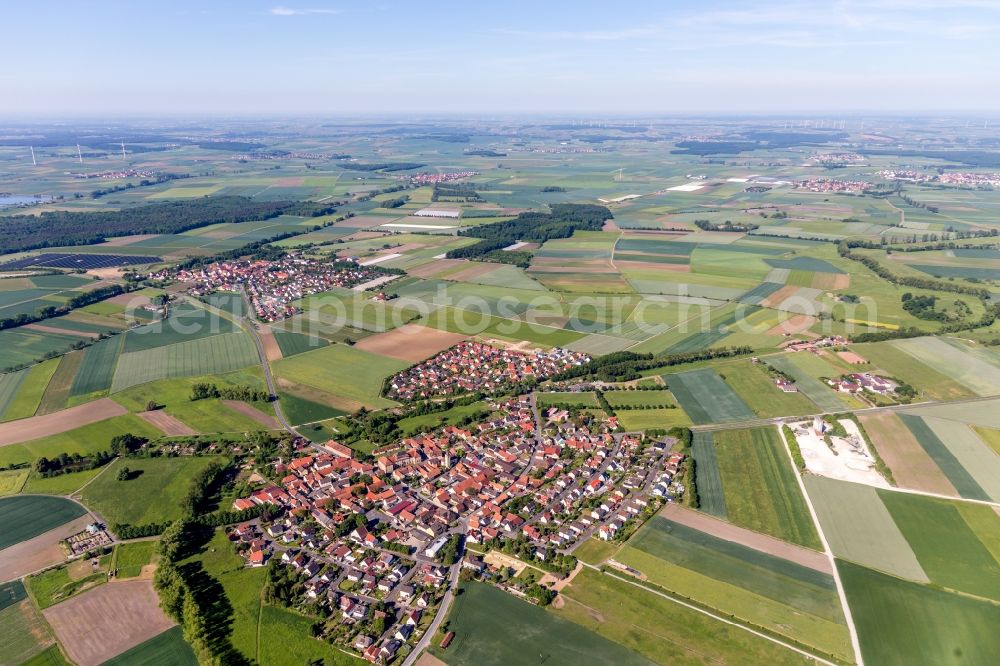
{"left": 110, "top": 433, "right": 147, "bottom": 455}
{"left": 117, "top": 466, "right": 131, "bottom": 481}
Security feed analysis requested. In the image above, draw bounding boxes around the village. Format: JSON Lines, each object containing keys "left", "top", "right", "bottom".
{"left": 384, "top": 341, "right": 591, "bottom": 401}
{"left": 795, "top": 177, "right": 870, "bottom": 193}
{"left": 409, "top": 171, "right": 479, "bottom": 186}
{"left": 226, "top": 394, "right": 686, "bottom": 663}
{"left": 156, "top": 253, "right": 391, "bottom": 321}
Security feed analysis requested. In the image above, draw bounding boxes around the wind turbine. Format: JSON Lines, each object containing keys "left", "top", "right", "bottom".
{"left": 121, "top": 141, "right": 126, "bottom": 160}
{"left": 77, "top": 144, "right": 83, "bottom": 164}
{"left": 30, "top": 146, "right": 36, "bottom": 166}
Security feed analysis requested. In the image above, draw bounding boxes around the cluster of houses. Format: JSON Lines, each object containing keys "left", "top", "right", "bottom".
{"left": 795, "top": 178, "right": 870, "bottom": 193}
{"left": 385, "top": 341, "right": 590, "bottom": 400}
{"left": 161, "top": 253, "right": 385, "bottom": 321}
{"left": 781, "top": 335, "right": 848, "bottom": 353}
{"left": 410, "top": 171, "right": 479, "bottom": 185}
{"left": 73, "top": 168, "right": 158, "bottom": 180}
{"left": 828, "top": 372, "right": 898, "bottom": 395}
{"left": 224, "top": 394, "right": 686, "bottom": 662}
{"left": 807, "top": 152, "right": 866, "bottom": 165}
{"left": 878, "top": 169, "right": 1000, "bottom": 187}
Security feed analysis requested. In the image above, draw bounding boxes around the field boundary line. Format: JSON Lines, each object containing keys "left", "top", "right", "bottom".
{"left": 589, "top": 564, "right": 839, "bottom": 666}
{"left": 69, "top": 456, "right": 119, "bottom": 496}
{"left": 776, "top": 423, "right": 864, "bottom": 666}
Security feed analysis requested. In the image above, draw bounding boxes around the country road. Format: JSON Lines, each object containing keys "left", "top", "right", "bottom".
{"left": 689, "top": 392, "right": 999, "bottom": 432}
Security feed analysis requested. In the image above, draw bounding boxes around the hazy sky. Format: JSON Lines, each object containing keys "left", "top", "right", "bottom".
{"left": 2, "top": 0, "right": 999, "bottom": 116}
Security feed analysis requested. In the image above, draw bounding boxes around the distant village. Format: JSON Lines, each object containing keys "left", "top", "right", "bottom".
{"left": 226, "top": 396, "right": 686, "bottom": 662}
{"left": 385, "top": 341, "right": 591, "bottom": 401}
{"left": 154, "top": 254, "right": 393, "bottom": 322}
{"left": 877, "top": 169, "right": 1000, "bottom": 187}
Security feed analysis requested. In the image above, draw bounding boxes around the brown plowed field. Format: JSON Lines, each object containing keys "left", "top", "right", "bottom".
{"left": 0, "top": 399, "right": 127, "bottom": 446}
{"left": 137, "top": 410, "right": 197, "bottom": 436}
{"left": 222, "top": 400, "right": 280, "bottom": 429}
{"left": 259, "top": 326, "right": 282, "bottom": 362}
{"left": 0, "top": 515, "right": 93, "bottom": 581}
{"left": 859, "top": 411, "right": 958, "bottom": 496}
{"left": 659, "top": 503, "right": 831, "bottom": 574}
{"left": 44, "top": 580, "right": 174, "bottom": 666}
{"left": 354, "top": 324, "right": 468, "bottom": 362}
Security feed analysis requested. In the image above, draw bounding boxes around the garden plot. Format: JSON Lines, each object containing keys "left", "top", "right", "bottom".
{"left": 787, "top": 417, "right": 889, "bottom": 487}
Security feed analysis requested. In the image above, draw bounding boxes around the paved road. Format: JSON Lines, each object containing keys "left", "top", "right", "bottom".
{"left": 403, "top": 520, "right": 467, "bottom": 666}
{"left": 232, "top": 288, "right": 300, "bottom": 437}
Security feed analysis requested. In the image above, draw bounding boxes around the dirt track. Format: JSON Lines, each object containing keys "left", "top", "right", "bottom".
{"left": 659, "top": 503, "right": 832, "bottom": 574}
{"left": 44, "top": 579, "right": 174, "bottom": 666}
{"left": 0, "top": 399, "right": 127, "bottom": 446}
{"left": 0, "top": 515, "right": 93, "bottom": 582}
{"left": 222, "top": 400, "right": 280, "bottom": 429}
{"left": 137, "top": 410, "right": 197, "bottom": 436}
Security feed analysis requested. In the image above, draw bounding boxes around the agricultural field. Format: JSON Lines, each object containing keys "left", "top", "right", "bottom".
{"left": 717, "top": 359, "right": 818, "bottom": 418}
{"left": 0, "top": 495, "right": 87, "bottom": 549}
{"left": 430, "top": 581, "right": 650, "bottom": 666}
{"left": 0, "top": 589, "right": 59, "bottom": 665}
{"left": 110, "top": 330, "right": 259, "bottom": 392}
{"left": 273, "top": 343, "right": 407, "bottom": 409}
{"left": 100, "top": 627, "right": 198, "bottom": 666}
{"left": 614, "top": 517, "right": 850, "bottom": 661}
{"left": 711, "top": 427, "right": 820, "bottom": 548}
{"left": 764, "top": 353, "right": 860, "bottom": 412}
{"left": 665, "top": 368, "right": 755, "bottom": 424}
{"left": 553, "top": 565, "right": 822, "bottom": 666}
{"left": 840, "top": 560, "right": 1000, "bottom": 666}
{"left": 80, "top": 455, "right": 227, "bottom": 526}
{"left": 109, "top": 540, "right": 157, "bottom": 578}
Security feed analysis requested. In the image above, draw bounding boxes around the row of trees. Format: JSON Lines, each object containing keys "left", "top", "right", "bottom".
{"left": 446, "top": 204, "right": 612, "bottom": 260}
{"left": 190, "top": 383, "right": 271, "bottom": 403}
{"left": 0, "top": 283, "right": 132, "bottom": 332}
{"left": 550, "top": 346, "right": 754, "bottom": 383}
{"left": 0, "top": 196, "right": 331, "bottom": 255}
{"left": 837, "top": 242, "right": 992, "bottom": 298}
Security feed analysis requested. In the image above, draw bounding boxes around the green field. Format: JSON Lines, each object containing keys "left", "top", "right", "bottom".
{"left": 852, "top": 341, "right": 972, "bottom": 401}
{"left": 666, "top": 368, "right": 755, "bottom": 424}
{"left": 23, "top": 465, "right": 107, "bottom": 495}
{"left": 111, "top": 331, "right": 259, "bottom": 392}
{"left": 840, "top": 559, "right": 1000, "bottom": 666}
{"left": 0, "top": 495, "right": 87, "bottom": 549}
{"left": 553, "top": 568, "right": 810, "bottom": 666}
{"left": 616, "top": 407, "right": 692, "bottom": 431}
{"left": 537, "top": 391, "right": 600, "bottom": 408}
{"left": 765, "top": 354, "right": 854, "bottom": 412}
{"left": 0, "top": 580, "right": 26, "bottom": 611}
{"left": 804, "top": 476, "right": 928, "bottom": 582}
{"left": 0, "top": 468, "right": 29, "bottom": 495}
{"left": 713, "top": 427, "right": 820, "bottom": 548}
{"left": 258, "top": 605, "right": 364, "bottom": 666}
{"left": 27, "top": 560, "right": 109, "bottom": 609}
{"left": 110, "top": 540, "right": 157, "bottom": 578}
{"left": 0, "top": 597, "right": 56, "bottom": 665}
{"left": 690, "top": 432, "right": 726, "bottom": 518}
{"left": 1, "top": 358, "right": 59, "bottom": 420}
{"left": 891, "top": 337, "right": 1000, "bottom": 396}
{"left": 70, "top": 335, "right": 124, "bottom": 397}
{"left": 431, "top": 581, "right": 651, "bottom": 666}
{"left": 602, "top": 389, "right": 675, "bottom": 407}
{"left": 80, "top": 456, "right": 227, "bottom": 526}
{"left": 99, "top": 626, "right": 198, "bottom": 666}
{"left": 0, "top": 413, "right": 162, "bottom": 469}
{"left": 271, "top": 328, "right": 329, "bottom": 357}
{"left": 121, "top": 301, "right": 239, "bottom": 353}
{"left": 898, "top": 414, "right": 991, "bottom": 501}
{"left": 273, "top": 343, "right": 407, "bottom": 409}
{"left": 617, "top": 518, "right": 848, "bottom": 660}
{"left": 719, "top": 360, "right": 818, "bottom": 418}
{"left": 878, "top": 490, "right": 1000, "bottom": 601}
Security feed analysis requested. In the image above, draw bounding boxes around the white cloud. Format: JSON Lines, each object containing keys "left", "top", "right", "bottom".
{"left": 270, "top": 6, "right": 341, "bottom": 16}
